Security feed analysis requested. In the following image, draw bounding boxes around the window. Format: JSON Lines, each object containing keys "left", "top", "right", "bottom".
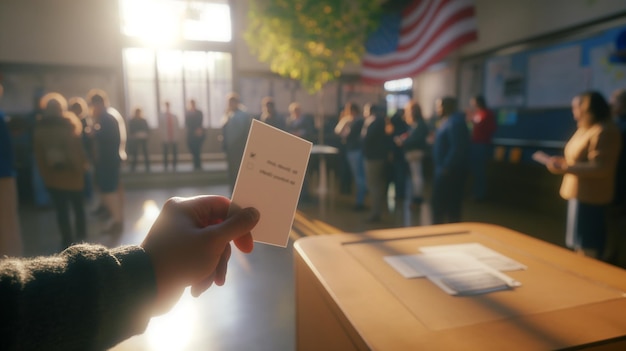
{"left": 120, "top": 0, "right": 231, "bottom": 45}
{"left": 122, "top": 48, "right": 232, "bottom": 128}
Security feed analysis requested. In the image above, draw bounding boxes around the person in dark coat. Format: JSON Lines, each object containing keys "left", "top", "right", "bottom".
{"left": 185, "top": 99, "right": 205, "bottom": 171}
{"left": 222, "top": 93, "right": 253, "bottom": 192}
{"left": 431, "top": 97, "right": 470, "bottom": 224}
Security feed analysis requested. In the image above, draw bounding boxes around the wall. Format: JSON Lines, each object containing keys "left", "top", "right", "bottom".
{"left": 461, "top": 0, "right": 626, "bottom": 56}
{"left": 412, "top": 0, "right": 626, "bottom": 112}
{"left": 0, "top": 0, "right": 122, "bottom": 67}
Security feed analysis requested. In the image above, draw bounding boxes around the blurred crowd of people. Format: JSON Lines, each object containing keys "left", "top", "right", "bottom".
{"left": 1, "top": 84, "right": 625, "bottom": 266}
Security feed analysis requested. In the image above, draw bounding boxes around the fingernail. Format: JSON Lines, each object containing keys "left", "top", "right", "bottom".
{"left": 245, "top": 207, "right": 260, "bottom": 222}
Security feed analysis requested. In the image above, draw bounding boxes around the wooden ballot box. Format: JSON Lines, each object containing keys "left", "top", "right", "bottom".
{"left": 294, "top": 223, "right": 626, "bottom": 350}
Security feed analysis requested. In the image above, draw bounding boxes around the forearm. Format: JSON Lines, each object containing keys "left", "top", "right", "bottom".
{"left": 0, "top": 244, "right": 157, "bottom": 350}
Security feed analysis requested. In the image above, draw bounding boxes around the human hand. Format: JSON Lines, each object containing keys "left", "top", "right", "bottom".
{"left": 141, "top": 196, "right": 260, "bottom": 314}
{"left": 547, "top": 156, "right": 568, "bottom": 174}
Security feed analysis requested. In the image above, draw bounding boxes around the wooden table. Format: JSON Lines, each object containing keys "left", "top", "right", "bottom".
{"left": 294, "top": 223, "right": 626, "bottom": 350}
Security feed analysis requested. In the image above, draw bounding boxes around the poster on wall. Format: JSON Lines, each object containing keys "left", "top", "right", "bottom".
{"left": 526, "top": 45, "right": 588, "bottom": 108}
{"left": 484, "top": 56, "right": 525, "bottom": 108}
{"left": 589, "top": 43, "right": 626, "bottom": 99}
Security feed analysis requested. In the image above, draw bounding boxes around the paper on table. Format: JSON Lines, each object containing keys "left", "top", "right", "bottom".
{"left": 230, "top": 120, "right": 312, "bottom": 247}
{"left": 419, "top": 243, "right": 527, "bottom": 271}
{"left": 532, "top": 151, "right": 551, "bottom": 165}
{"left": 388, "top": 252, "right": 521, "bottom": 295}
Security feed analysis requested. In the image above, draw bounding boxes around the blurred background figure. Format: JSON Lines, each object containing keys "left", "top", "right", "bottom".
{"left": 362, "top": 103, "right": 390, "bottom": 222}
{"left": 222, "top": 93, "right": 252, "bottom": 192}
{"left": 0, "top": 83, "right": 22, "bottom": 256}
{"left": 467, "top": 95, "right": 497, "bottom": 202}
{"left": 286, "top": 102, "right": 317, "bottom": 143}
{"left": 258, "top": 96, "right": 285, "bottom": 130}
{"left": 89, "top": 89, "right": 124, "bottom": 236}
{"left": 287, "top": 102, "right": 317, "bottom": 203}
{"left": 546, "top": 91, "right": 621, "bottom": 259}
{"left": 387, "top": 108, "right": 409, "bottom": 207}
{"left": 68, "top": 97, "right": 94, "bottom": 204}
{"left": 33, "top": 93, "right": 86, "bottom": 249}
{"left": 607, "top": 89, "right": 626, "bottom": 265}
{"left": 160, "top": 101, "right": 179, "bottom": 172}
{"left": 185, "top": 99, "right": 205, "bottom": 171}
{"left": 431, "top": 97, "right": 470, "bottom": 224}
{"left": 30, "top": 92, "right": 52, "bottom": 208}
{"left": 128, "top": 107, "right": 150, "bottom": 172}
{"left": 334, "top": 102, "right": 367, "bottom": 211}
{"left": 396, "top": 101, "right": 429, "bottom": 207}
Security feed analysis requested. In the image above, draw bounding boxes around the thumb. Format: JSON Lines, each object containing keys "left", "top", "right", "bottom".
{"left": 210, "top": 207, "right": 260, "bottom": 243}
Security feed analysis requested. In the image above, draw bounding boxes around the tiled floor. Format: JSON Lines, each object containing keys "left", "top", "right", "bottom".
{"left": 15, "top": 164, "right": 624, "bottom": 351}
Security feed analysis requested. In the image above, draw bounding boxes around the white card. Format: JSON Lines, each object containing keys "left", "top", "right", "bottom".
{"left": 230, "top": 120, "right": 312, "bottom": 247}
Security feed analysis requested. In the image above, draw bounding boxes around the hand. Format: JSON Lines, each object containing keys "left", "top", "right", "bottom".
{"left": 141, "top": 196, "right": 260, "bottom": 314}
{"left": 547, "top": 156, "right": 568, "bottom": 174}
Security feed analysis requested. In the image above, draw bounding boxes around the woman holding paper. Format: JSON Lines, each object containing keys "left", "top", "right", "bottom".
{"left": 545, "top": 91, "right": 621, "bottom": 259}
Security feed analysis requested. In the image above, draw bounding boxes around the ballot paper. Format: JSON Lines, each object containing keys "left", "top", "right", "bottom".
{"left": 231, "top": 120, "right": 312, "bottom": 247}
{"left": 385, "top": 252, "right": 521, "bottom": 296}
{"left": 532, "top": 151, "right": 551, "bottom": 165}
{"left": 384, "top": 243, "right": 526, "bottom": 279}
{"left": 419, "top": 243, "right": 527, "bottom": 272}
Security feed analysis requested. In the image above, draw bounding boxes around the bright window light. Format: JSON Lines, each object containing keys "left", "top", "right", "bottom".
{"left": 120, "top": 0, "right": 231, "bottom": 45}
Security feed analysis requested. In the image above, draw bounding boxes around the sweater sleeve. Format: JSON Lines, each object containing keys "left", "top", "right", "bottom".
{"left": 0, "top": 244, "right": 157, "bottom": 351}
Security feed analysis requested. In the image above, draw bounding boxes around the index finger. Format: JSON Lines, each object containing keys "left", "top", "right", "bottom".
{"left": 178, "top": 195, "right": 231, "bottom": 227}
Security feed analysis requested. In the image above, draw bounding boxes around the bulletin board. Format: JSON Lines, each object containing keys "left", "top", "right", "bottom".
{"left": 462, "top": 21, "right": 626, "bottom": 151}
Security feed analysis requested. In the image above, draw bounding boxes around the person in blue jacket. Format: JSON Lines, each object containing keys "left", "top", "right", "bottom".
{"left": 431, "top": 97, "right": 470, "bottom": 224}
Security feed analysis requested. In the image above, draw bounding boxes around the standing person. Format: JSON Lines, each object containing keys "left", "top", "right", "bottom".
{"left": 388, "top": 108, "right": 410, "bottom": 205}
{"left": 395, "top": 101, "right": 429, "bottom": 206}
{"left": 286, "top": 102, "right": 317, "bottom": 202}
{"left": 185, "top": 99, "right": 205, "bottom": 171}
{"left": 128, "top": 107, "right": 150, "bottom": 172}
{"left": 33, "top": 93, "right": 87, "bottom": 248}
{"left": 361, "top": 103, "right": 389, "bottom": 222}
{"left": 89, "top": 89, "right": 124, "bottom": 235}
{"left": 286, "top": 102, "right": 317, "bottom": 143}
{"left": 335, "top": 102, "right": 367, "bottom": 211}
{"left": 468, "top": 95, "right": 497, "bottom": 201}
{"left": 68, "top": 97, "right": 94, "bottom": 203}
{"left": 160, "top": 101, "right": 180, "bottom": 172}
{"left": 431, "top": 97, "right": 470, "bottom": 224}
{"left": 258, "top": 96, "right": 285, "bottom": 130}
{"left": 222, "top": 93, "right": 253, "bottom": 192}
{"left": 607, "top": 89, "right": 626, "bottom": 265}
{"left": 544, "top": 91, "right": 621, "bottom": 259}
{"left": 0, "top": 83, "right": 22, "bottom": 256}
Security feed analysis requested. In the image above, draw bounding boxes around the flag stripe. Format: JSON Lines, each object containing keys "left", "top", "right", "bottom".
{"left": 361, "top": 0, "right": 477, "bottom": 83}
{"left": 362, "top": 18, "right": 477, "bottom": 82}
{"left": 365, "top": 6, "right": 476, "bottom": 67}
{"left": 399, "top": 0, "right": 473, "bottom": 49}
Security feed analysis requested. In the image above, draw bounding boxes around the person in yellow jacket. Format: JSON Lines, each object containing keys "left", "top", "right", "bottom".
{"left": 545, "top": 91, "right": 622, "bottom": 259}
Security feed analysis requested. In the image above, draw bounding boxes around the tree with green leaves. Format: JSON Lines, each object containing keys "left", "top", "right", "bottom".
{"left": 244, "top": 0, "right": 384, "bottom": 94}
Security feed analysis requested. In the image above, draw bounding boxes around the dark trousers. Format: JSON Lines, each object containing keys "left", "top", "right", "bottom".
{"left": 48, "top": 188, "right": 86, "bottom": 247}
{"left": 187, "top": 137, "right": 204, "bottom": 170}
{"left": 163, "top": 142, "right": 178, "bottom": 170}
{"left": 129, "top": 139, "right": 150, "bottom": 172}
{"left": 431, "top": 169, "right": 468, "bottom": 224}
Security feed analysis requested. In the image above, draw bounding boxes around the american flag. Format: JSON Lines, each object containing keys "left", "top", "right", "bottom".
{"left": 361, "top": 0, "right": 478, "bottom": 83}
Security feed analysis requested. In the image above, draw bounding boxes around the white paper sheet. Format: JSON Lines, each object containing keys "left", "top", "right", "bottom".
{"left": 386, "top": 252, "right": 521, "bottom": 296}
{"left": 230, "top": 120, "right": 312, "bottom": 247}
{"left": 419, "top": 243, "right": 527, "bottom": 272}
